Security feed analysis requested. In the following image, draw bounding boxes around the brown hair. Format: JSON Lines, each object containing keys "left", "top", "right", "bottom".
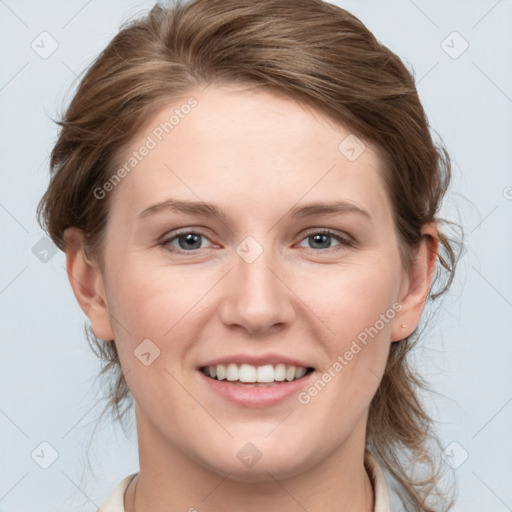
{"left": 37, "top": 0, "right": 460, "bottom": 509}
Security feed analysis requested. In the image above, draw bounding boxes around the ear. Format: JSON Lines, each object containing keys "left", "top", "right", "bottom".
{"left": 63, "top": 227, "right": 115, "bottom": 341}
{"left": 391, "top": 223, "right": 439, "bottom": 342}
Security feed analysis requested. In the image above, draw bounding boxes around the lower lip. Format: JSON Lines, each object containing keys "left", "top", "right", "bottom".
{"left": 198, "top": 370, "right": 314, "bottom": 408}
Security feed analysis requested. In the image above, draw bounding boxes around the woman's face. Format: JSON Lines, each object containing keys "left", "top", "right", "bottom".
{"left": 77, "top": 84, "right": 423, "bottom": 480}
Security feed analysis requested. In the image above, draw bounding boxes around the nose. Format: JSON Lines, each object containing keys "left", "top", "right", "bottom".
{"left": 217, "top": 243, "right": 296, "bottom": 335}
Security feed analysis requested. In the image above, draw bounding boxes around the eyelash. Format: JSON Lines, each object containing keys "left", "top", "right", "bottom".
{"left": 160, "top": 228, "right": 354, "bottom": 254}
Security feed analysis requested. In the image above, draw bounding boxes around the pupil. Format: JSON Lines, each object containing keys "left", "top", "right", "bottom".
{"left": 179, "top": 233, "right": 201, "bottom": 250}
{"left": 311, "top": 234, "right": 329, "bottom": 249}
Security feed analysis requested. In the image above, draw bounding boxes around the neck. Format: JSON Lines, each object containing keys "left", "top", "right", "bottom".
{"left": 125, "top": 412, "right": 374, "bottom": 512}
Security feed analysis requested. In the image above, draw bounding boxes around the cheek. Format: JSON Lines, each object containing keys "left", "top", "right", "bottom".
{"left": 104, "top": 255, "right": 223, "bottom": 388}
{"left": 293, "top": 253, "right": 402, "bottom": 342}
{"left": 297, "top": 289, "right": 395, "bottom": 446}
{"left": 108, "top": 256, "right": 203, "bottom": 333}
{"left": 103, "top": 262, "right": 200, "bottom": 415}
{"left": 293, "top": 255, "right": 400, "bottom": 401}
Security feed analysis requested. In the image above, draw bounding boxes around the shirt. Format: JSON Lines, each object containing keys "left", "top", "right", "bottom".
{"left": 97, "top": 452, "right": 391, "bottom": 512}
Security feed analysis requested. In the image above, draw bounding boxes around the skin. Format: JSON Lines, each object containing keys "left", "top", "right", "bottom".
{"left": 64, "top": 84, "right": 438, "bottom": 512}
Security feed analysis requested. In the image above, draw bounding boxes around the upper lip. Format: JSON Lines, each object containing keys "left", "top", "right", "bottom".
{"left": 198, "top": 353, "right": 314, "bottom": 369}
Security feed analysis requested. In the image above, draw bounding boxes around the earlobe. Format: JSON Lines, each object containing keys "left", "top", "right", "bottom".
{"left": 63, "top": 227, "right": 115, "bottom": 341}
{"left": 391, "top": 223, "right": 439, "bottom": 342}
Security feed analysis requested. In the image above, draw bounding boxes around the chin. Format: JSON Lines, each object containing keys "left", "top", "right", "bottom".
{"left": 216, "top": 458, "right": 310, "bottom": 483}
{"left": 197, "top": 442, "right": 315, "bottom": 483}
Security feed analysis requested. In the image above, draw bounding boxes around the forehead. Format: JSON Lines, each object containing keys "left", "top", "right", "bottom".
{"left": 110, "top": 84, "right": 391, "bottom": 224}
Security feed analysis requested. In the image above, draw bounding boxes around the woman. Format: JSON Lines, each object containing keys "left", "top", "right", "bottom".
{"left": 37, "top": 0, "right": 458, "bottom": 510}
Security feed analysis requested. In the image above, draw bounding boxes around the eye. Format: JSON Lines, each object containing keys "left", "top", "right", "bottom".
{"left": 161, "top": 231, "right": 213, "bottom": 252}
{"left": 160, "top": 228, "right": 353, "bottom": 254}
{"left": 297, "top": 229, "right": 352, "bottom": 251}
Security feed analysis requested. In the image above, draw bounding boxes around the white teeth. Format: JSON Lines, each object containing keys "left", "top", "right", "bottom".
{"left": 203, "top": 363, "right": 310, "bottom": 383}
{"left": 216, "top": 364, "right": 226, "bottom": 380}
{"left": 256, "top": 364, "right": 274, "bottom": 383}
{"left": 286, "top": 365, "right": 296, "bottom": 381}
{"left": 295, "top": 367, "right": 307, "bottom": 379}
{"left": 274, "top": 363, "right": 286, "bottom": 381}
{"left": 226, "top": 363, "right": 239, "bottom": 381}
{"left": 239, "top": 364, "right": 256, "bottom": 382}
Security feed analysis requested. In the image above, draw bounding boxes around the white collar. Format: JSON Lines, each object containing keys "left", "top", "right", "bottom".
{"left": 365, "top": 451, "right": 392, "bottom": 511}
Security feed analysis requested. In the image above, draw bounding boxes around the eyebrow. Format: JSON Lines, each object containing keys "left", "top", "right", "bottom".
{"left": 137, "top": 198, "right": 372, "bottom": 222}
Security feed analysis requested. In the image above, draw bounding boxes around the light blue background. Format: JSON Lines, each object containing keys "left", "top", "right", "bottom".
{"left": 1, "top": 0, "right": 511, "bottom": 510}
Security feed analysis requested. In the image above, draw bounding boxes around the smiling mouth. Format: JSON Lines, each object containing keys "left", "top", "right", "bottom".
{"left": 199, "top": 363, "right": 314, "bottom": 386}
